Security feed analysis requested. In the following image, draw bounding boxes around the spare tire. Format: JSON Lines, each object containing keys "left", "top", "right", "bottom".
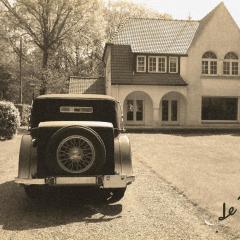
{"left": 46, "top": 126, "right": 106, "bottom": 175}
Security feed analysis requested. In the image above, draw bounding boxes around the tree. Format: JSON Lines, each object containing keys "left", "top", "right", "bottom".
{"left": 0, "top": 0, "right": 99, "bottom": 93}
{"left": 52, "top": 0, "right": 107, "bottom": 77}
{"left": 0, "top": 65, "right": 12, "bottom": 99}
{"left": 54, "top": 0, "right": 171, "bottom": 79}
{"left": 0, "top": 0, "right": 172, "bottom": 99}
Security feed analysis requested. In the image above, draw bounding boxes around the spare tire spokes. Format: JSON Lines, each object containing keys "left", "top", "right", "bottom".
{"left": 57, "top": 135, "right": 95, "bottom": 174}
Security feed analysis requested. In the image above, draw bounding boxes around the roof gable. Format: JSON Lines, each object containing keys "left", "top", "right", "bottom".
{"left": 201, "top": 2, "right": 239, "bottom": 29}
{"left": 110, "top": 18, "right": 200, "bottom": 55}
{"left": 189, "top": 2, "right": 240, "bottom": 50}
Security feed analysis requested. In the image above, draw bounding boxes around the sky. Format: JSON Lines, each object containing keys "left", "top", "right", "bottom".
{"left": 123, "top": 0, "right": 240, "bottom": 25}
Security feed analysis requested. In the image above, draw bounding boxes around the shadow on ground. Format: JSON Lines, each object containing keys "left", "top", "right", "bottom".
{"left": 0, "top": 181, "right": 122, "bottom": 231}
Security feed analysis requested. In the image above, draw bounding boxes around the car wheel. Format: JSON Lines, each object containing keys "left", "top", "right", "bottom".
{"left": 103, "top": 188, "right": 126, "bottom": 203}
{"left": 46, "top": 126, "right": 106, "bottom": 175}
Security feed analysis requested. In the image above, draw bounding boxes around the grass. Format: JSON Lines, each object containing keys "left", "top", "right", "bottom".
{"left": 129, "top": 133, "right": 240, "bottom": 229}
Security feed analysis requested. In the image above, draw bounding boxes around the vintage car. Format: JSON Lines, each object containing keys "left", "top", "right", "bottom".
{"left": 15, "top": 94, "right": 134, "bottom": 202}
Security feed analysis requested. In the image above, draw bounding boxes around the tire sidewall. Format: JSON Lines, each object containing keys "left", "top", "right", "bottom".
{"left": 46, "top": 126, "right": 106, "bottom": 175}
{"left": 103, "top": 188, "right": 126, "bottom": 203}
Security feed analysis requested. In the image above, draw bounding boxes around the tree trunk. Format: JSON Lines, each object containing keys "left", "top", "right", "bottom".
{"left": 42, "top": 49, "right": 49, "bottom": 69}
{"left": 74, "top": 45, "right": 80, "bottom": 75}
{"left": 39, "top": 48, "right": 49, "bottom": 95}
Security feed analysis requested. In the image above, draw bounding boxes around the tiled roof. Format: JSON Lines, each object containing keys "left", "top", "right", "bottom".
{"left": 112, "top": 73, "right": 187, "bottom": 86}
{"left": 69, "top": 77, "right": 105, "bottom": 94}
{"left": 111, "top": 18, "right": 200, "bottom": 54}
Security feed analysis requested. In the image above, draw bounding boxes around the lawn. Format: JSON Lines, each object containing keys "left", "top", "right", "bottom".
{"left": 129, "top": 133, "right": 240, "bottom": 230}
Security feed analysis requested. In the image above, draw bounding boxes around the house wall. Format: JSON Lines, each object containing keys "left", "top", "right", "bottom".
{"left": 111, "top": 84, "right": 187, "bottom": 126}
{"left": 111, "top": 45, "right": 133, "bottom": 84}
{"left": 105, "top": 4, "right": 240, "bottom": 127}
{"left": 122, "top": 91, "right": 154, "bottom": 126}
{"left": 185, "top": 4, "right": 240, "bottom": 125}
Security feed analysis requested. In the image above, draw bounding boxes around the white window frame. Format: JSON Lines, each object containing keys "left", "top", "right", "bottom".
{"left": 158, "top": 56, "right": 167, "bottom": 73}
{"left": 201, "top": 52, "right": 218, "bottom": 76}
{"left": 232, "top": 61, "right": 239, "bottom": 75}
{"left": 223, "top": 59, "right": 239, "bottom": 76}
{"left": 209, "top": 60, "right": 218, "bottom": 75}
{"left": 136, "top": 55, "right": 146, "bottom": 72}
{"left": 148, "top": 56, "right": 157, "bottom": 73}
{"left": 202, "top": 60, "right": 209, "bottom": 74}
{"left": 126, "top": 98, "right": 145, "bottom": 124}
{"left": 201, "top": 59, "right": 218, "bottom": 75}
{"left": 169, "top": 57, "right": 178, "bottom": 73}
{"left": 148, "top": 56, "right": 167, "bottom": 73}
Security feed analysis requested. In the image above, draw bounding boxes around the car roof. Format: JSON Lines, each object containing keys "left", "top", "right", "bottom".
{"left": 36, "top": 94, "right": 118, "bottom": 102}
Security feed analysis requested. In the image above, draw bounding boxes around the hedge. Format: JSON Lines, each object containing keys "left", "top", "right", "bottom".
{"left": 15, "top": 104, "right": 31, "bottom": 126}
{"left": 0, "top": 101, "right": 20, "bottom": 139}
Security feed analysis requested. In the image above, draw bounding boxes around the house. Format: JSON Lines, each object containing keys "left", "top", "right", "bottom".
{"left": 103, "top": 2, "right": 240, "bottom": 127}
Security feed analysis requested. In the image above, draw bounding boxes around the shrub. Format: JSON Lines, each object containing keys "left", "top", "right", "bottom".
{"left": 0, "top": 101, "right": 20, "bottom": 139}
{"left": 15, "top": 104, "right": 31, "bottom": 126}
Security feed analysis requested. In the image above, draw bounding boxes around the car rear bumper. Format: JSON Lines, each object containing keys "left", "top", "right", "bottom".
{"left": 15, "top": 175, "right": 135, "bottom": 188}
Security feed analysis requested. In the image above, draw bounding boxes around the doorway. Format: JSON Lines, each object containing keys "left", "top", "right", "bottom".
{"left": 126, "top": 99, "right": 144, "bottom": 124}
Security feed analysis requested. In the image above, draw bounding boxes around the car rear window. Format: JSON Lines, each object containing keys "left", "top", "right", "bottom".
{"left": 60, "top": 106, "right": 93, "bottom": 114}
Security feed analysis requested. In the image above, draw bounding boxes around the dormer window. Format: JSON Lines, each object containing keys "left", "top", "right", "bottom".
{"left": 169, "top": 57, "right": 178, "bottom": 73}
{"left": 148, "top": 56, "right": 167, "bottom": 73}
{"left": 158, "top": 57, "right": 167, "bottom": 73}
{"left": 202, "top": 51, "right": 217, "bottom": 75}
{"left": 223, "top": 52, "right": 238, "bottom": 76}
{"left": 148, "top": 56, "right": 157, "bottom": 72}
{"left": 136, "top": 55, "right": 146, "bottom": 72}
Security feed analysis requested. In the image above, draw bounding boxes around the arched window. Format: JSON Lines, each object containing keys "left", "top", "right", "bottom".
{"left": 202, "top": 52, "right": 217, "bottom": 59}
{"left": 223, "top": 52, "right": 239, "bottom": 75}
{"left": 202, "top": 51, "right": 217, "bottom": 75}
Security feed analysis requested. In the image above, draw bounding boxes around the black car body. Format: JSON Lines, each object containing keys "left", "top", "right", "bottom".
{"left": 16, "top": 94, "right": 134, "bottom": 202}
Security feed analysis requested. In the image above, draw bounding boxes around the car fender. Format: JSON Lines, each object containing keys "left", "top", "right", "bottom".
{"left": 114, "top": 134, "right": 133, "bottom": 176}
{"left": 18, "top": 135, "right": 37, "bottom": 179}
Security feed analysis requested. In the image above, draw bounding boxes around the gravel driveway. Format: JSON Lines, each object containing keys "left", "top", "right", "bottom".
{"left": 0, "top": 133, "right": 237, "bottom": 239}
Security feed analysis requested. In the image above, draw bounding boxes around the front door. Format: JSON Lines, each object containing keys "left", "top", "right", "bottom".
{"left": 126, "top": 99, "right": 144, "bottom": 125}
{"left": 162, "top": 99, "right": 179, "bottom": 125}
